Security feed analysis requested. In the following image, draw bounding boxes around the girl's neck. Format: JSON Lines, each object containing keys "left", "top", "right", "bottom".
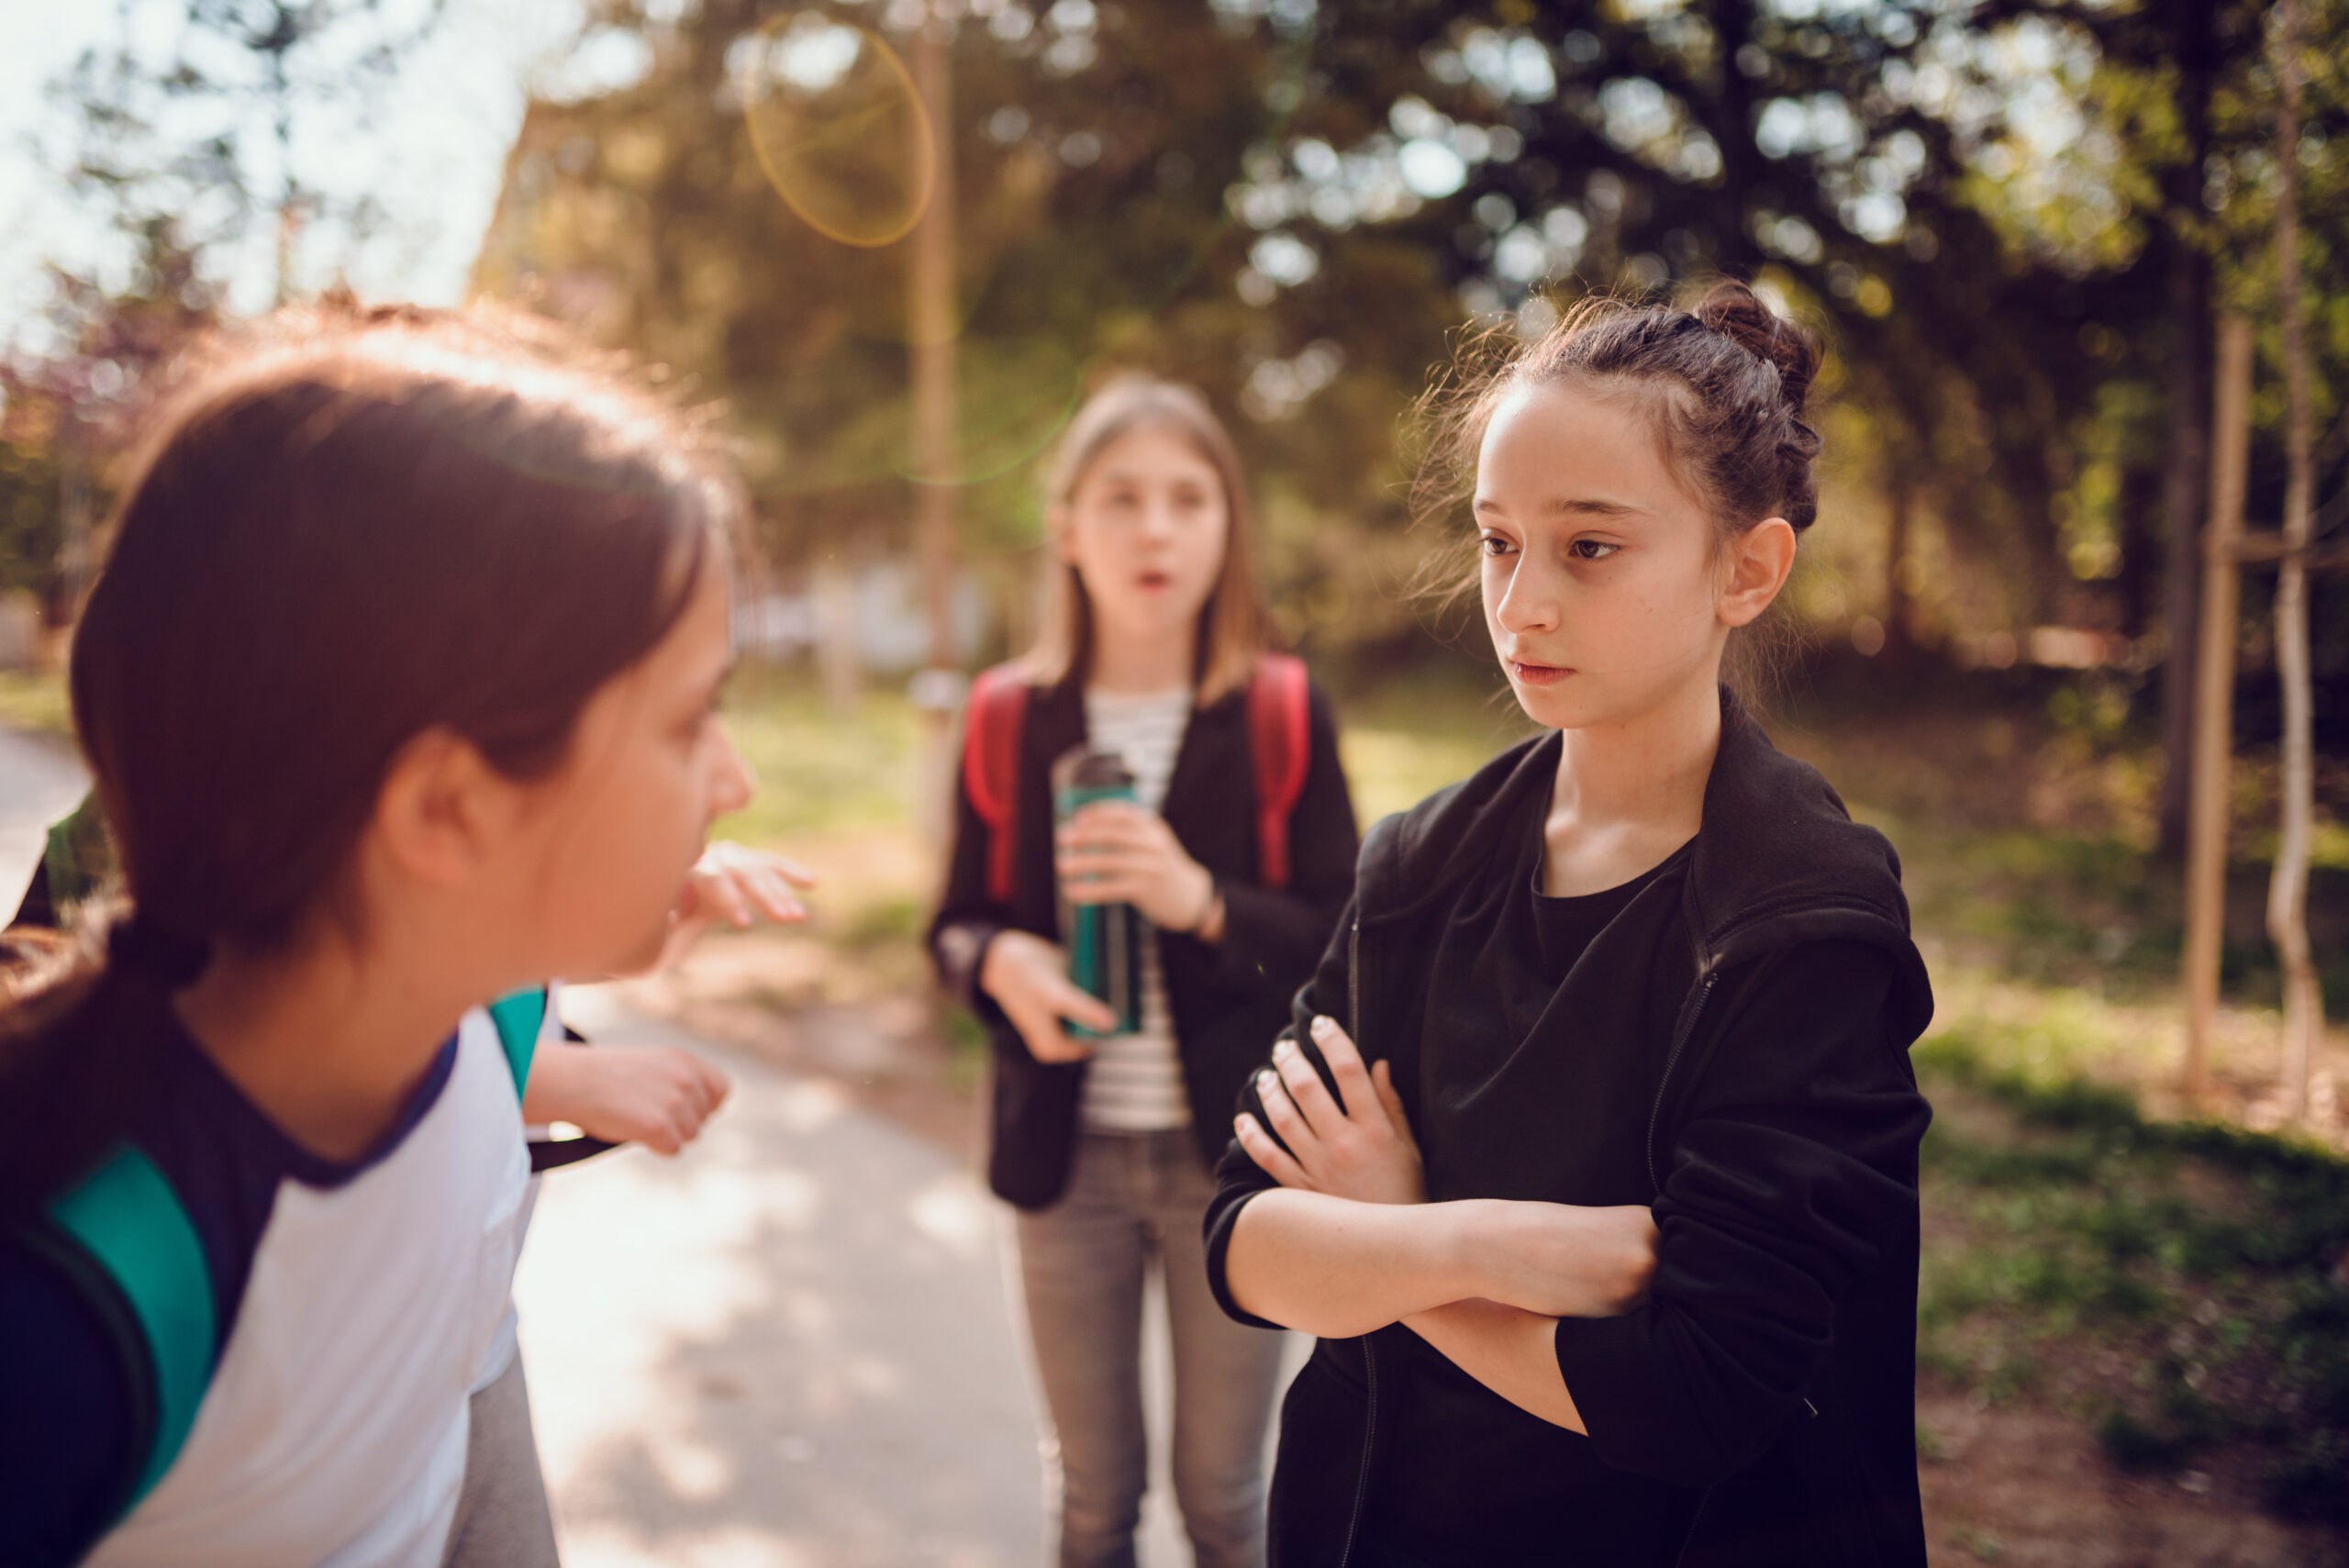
{"left": 1086, "top": 623, "right": 1194, "bottom": 696}
{"left": 1542, "top": 671, "right": 1721, "bottom": 896}
{"left": 175, "top": 935, "right": 473, "bottom": 1164}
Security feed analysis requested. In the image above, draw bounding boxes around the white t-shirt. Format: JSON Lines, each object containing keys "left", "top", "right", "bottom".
{"left": 1078, "top": 687, "right": 1195, "bottom": 1132}
{"left": 86, "top": 1004, "right": 536, "bottom": 1568}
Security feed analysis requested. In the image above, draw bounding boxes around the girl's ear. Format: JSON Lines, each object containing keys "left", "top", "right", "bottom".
{"left": 1718, "top": 517, "right": 1798, "bottom": 628}
{"left": 368, "top": 728, "right": 517, "bottom": 891}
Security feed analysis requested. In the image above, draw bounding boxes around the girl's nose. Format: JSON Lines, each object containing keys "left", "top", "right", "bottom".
{"left": 711, "top": 723, "right": 756, "bottom": 816}
{"left": 1494, "top": 560, "right": 1560, "bottom": 633}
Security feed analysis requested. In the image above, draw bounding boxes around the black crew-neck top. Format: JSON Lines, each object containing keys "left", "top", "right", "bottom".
{"left": 1530, "top": 842, "right": 1690, "bottom": 985}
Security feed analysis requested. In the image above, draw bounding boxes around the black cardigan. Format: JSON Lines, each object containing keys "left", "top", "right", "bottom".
{"left": 929, "top": 668, "right": 1358, "bottom": 1209}
{"left": 1203, "top": 692, "right": 1935, "bottom": 1567}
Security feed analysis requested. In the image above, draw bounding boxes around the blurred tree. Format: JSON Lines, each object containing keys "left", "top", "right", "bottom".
{"left": 471, "top": 0, "right": 1460, "bottom": 656}
{"left": 472, "top": 0, "right": 2346, "bottom": 712}
{"left": 0, "top": 220, "right": 222, "bottom": 623}
{"left": 50, "top": 0, "right": 441, "bottom": 308}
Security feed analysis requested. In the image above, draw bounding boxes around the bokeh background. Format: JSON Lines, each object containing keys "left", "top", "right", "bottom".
{"left": 2, "top": 1, "right": 2348, "bottom": 1562}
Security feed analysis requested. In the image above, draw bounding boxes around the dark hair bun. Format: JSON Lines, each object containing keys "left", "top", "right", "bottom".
{"left": 1694, "top": 281, "right": 1817, "bottom": 415}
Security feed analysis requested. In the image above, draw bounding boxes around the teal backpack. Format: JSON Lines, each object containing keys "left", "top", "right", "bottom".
{"left": 28, "top": 987, "right": 548, "bottom": 1529}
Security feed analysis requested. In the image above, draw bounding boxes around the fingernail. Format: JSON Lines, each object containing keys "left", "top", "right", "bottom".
{"left": 1272, "top": 1039, "right": 1295, "bottom": 1060}
{"left": 1255, "top": 1069, "right": 1276, "bottom": 1089}
{"left": 1233, "top": 1114, "right": 1249, "bottom": 1132}
{"left": 1310, "top": 1016, "right": 1333, "bottom": 1037}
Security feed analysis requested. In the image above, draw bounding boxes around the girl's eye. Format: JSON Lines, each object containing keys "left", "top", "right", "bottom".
{"left": 1478, "top": 534, "right": 1517, "bottom": 557}
{"left": 1570, "top": 539, "right": 1620, "bottom": 561}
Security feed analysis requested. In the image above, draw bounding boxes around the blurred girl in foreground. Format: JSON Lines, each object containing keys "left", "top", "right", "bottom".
{"left": 0, "top": 303, "right": 760, "bottom": 1566}
{"left": 930, "top": 378, "right": 1357, "bottom": 1567}
{"left": 1207, "top": 284, "right": 1935, "bottom": 1567}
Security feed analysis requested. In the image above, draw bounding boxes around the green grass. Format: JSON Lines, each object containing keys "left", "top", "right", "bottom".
{"left": 710, "top": 664, "right": 924, "bottom": 843}
{"left": 1334, "top": 666, "right": 1535, "bottom": 825}
{"left": 0, "top": 667, "right": 70, "bottom": 739}
{"left": 1914, "top": 1025, "right": 2349, "bottom": 1521}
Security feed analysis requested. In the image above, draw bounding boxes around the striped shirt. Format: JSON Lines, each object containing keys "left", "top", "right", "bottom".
{"left": 1079, "top": 687, "right": 1195, "bottom": 1131}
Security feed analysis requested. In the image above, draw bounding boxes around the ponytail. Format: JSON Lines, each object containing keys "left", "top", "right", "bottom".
{"left": 0, "top": 917, "right": 194, "bottom": 1222}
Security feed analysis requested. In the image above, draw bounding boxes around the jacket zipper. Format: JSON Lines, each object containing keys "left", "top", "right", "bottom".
{"left": 1671, "top": 1485, "right": 1714, "bottom": 1568}
{"left": 1645, "top": 969, "right": 1718, "bottom": 1194}
{"left": 1337, "top": 913, "right": 1376, "bottom": 1568}
{"left": 1653, "top": 959, "right": 1726, "bottom": 1561}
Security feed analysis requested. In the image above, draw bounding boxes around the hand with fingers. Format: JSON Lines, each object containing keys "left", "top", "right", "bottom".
{"left": 1235, "top": 1014, "right": 1426, "bottom": 1207}
{"left": 662, "top": 840, "right": 818, "bottom": 966}
{"left": 524, "top": 1041, "right": 732, "bottom": 1156}
{"left": 979, "top": 929, "right": 1119, "bottom": 1063}
{"left": 1055, "top": 802, "right": 1222, "bottom": 940}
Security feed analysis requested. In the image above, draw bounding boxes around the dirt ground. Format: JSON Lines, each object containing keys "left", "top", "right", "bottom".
{"left": 1918, "top": 1389, "right": 2344, "bottom": 1567}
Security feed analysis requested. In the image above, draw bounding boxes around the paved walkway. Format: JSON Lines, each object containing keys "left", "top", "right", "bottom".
{"left": 522, "top": 985, "right": 1052, "bottom": 1568}
{"left": 0, "top": 726, "right": 88, "bottom": 902}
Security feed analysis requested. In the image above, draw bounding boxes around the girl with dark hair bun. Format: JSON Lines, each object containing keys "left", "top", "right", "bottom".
{"left": 0, "top": 303, "right": 765, "bottom": 1567}
{"left": 1205, "top": 282, "right": 1935, "bottom": 1566}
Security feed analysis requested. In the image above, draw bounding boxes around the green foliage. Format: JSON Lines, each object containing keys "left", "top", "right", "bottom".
{"left": 0, "top": 431, "right": 64, "bottom": 600}
{"left": 1916, "top": 1032, "right": 2349, "bottom": 1521}
{"left": 469, "top": 0, "right": 2345, "bottom": 678}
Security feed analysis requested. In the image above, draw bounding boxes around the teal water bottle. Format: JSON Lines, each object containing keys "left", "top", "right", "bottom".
{"left": 1053, "top": 744, "right": 1142, "bottom": 1040}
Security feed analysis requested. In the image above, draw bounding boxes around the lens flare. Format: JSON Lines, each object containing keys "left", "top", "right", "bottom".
{"left": 899, "top": 338, "right": 1085, "bottom": 489}
{"left": 737, "top": 12, "right": 935, "bottom": 248}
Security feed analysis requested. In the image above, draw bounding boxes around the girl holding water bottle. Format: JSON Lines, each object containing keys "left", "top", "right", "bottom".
{"left": 929, "top": 377, "right": 1358, "bottom": 1568}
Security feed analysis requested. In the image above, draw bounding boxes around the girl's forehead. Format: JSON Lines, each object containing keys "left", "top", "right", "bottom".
{"left": 1476, "top": 380, "right": 1698, "bottom": 517}
{"left": 1082, "top": 423, "right": 1219, "bottom": 482}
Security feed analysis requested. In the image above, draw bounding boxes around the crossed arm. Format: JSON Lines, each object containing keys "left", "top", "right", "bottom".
{"left": 1223, "top": 1017, "right": 1657, "bottom": 1432}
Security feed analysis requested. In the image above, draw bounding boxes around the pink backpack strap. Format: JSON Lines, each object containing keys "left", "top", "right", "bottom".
{"left": 1247, "top": 653, "right": 1312, "bottom": 891}
{"left": 963, "top": 665, "right": 1030, "bottom": 904}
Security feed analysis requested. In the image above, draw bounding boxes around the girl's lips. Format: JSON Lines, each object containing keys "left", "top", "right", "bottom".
{"left": 1137, "top": 572, "right": 1172, "bottom": 591}
{"left": 1510, "top": 661, "right": 1573, "bottom": 685}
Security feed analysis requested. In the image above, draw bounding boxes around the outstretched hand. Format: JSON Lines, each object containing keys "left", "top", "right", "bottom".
{"left": 662, "top": 840, "right": 817, "bottom": 967}
{"left": 1235, "top": 1015, "right": 1426, "bottom": 1207}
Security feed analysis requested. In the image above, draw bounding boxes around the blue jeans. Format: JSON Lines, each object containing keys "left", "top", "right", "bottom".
{"left": 1015, "top": 1129, "right": 1286, "bottom": 1568}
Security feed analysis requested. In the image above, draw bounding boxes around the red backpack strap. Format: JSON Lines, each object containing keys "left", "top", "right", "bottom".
{"left": 1247, "top": 653, "right": 1313, "bottom": 890}
{"left": 962, "top": 664, "right": 1030, "bottom": 904}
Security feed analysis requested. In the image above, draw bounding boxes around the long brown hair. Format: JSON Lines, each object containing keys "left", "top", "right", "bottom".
{"left": 1023, "top": 375, "right": 1278, "bottom": 705}
{"left": 0, "top": 300, "right": 739, "bottom": 1217}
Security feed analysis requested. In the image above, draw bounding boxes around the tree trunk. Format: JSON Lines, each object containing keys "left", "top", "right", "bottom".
{"left": 2183, "top": 317, "right": 2254, "bottom": 1107}
{"left": 908, "top": 5, "right": 962, "bottom": 856}
{"left": 2116, "top": 463, "right": 2161, "bottom": 639}
{"left": 2267, "top": 0, "right": 2321, "bottom": 1125}
{"left": 2156, "top": 0, "right": 2220, "bottom": 857}
{"left": 2157, "top": 243, "right": 2214, "bottom": 856}
{"left": 1884, "top": 451, "right": 1915, "bottom": 656}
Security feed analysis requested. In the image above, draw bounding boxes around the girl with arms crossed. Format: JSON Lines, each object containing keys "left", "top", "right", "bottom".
{"left": 930, "top": 378, "right": 1357, "bottom": 1568}
{"left": 1207, "top": 284, "right": 1934, "bottom": 1567}
{"left": 0, "top": 304, "right": 759, "bottom": 1567}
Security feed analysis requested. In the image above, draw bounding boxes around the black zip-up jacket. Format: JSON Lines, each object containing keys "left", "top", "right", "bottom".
{"left": 1204, "top": 692, "right": 1934, "bottom": 1567}
{"left": 929, "top": 668, "right": 1359, "bottom": 1208}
